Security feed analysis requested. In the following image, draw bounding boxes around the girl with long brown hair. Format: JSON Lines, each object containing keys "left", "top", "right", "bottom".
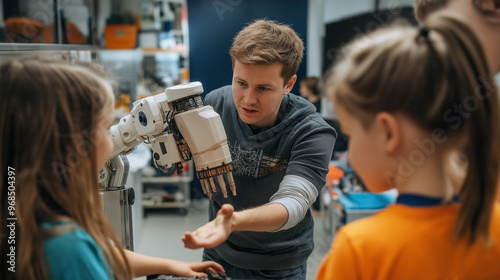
{"left": 0, "top": 57, "right": 224, "bottom": 280}
{"left": 316, "top": 13, "right": 500, "bottom": 280}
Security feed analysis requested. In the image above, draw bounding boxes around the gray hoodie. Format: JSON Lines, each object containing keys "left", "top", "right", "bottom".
{"left": 203, "top": 85, "right": 336, "bottom": 270}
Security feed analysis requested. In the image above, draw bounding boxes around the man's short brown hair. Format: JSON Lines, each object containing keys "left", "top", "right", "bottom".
{"left": 230, "top": 19, "right": 304, "bottom": 85}
{"left": 414, "top": 0, "right": 450, "bottom": 22}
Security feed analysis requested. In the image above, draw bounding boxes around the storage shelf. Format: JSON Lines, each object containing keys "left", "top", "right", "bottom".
{"left": 143, "top": 201, "right": 189, "bottom": 209}
{"left": 141, "top": 47, "right": 188, "bottom": 55}
{"left": 0, "top": 43, "right": 93, "bottom": 51}
{"left": 142, "top": 161, "right": 193, "bottom": 213}
{"left": 142, "top": 176, "right": 192, "bottom": 184}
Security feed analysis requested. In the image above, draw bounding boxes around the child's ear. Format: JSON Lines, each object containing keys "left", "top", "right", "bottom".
{"left": 374, "top": 112, "right": 402, "bottom": 154}
{"left": 474, "top": 0, "right": 500, "bottom": 24}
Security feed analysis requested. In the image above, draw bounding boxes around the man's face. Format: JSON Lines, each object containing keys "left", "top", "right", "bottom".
{"left": 232, "top": 61, "right": 296, "bottom": 129}
{"left": 447, "top": 0, "right": 500, "bottom": 72}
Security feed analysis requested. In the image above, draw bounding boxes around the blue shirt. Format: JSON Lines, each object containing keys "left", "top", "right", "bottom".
{"left": 42, "top": 221, "right": 112, "bottom": 280}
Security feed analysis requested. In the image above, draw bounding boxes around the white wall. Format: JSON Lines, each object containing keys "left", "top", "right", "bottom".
{"left": 378, "top": 0, "right": 415, "bottom": 10}
{"left": 323, "top": 0, "right": 373, "bottom": 24}
{"left": 324, "top": 0, "right": 414, "bottom": 23}
{"left": 307, "top": 0, "right": 414, "bottom": 76}
{"left": 307, "top": 0, "right": 325, "bottom": 77}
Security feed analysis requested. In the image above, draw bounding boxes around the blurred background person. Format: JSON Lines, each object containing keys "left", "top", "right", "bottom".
{"left": 299, "top": 76, "right": 321, "bottom": 112}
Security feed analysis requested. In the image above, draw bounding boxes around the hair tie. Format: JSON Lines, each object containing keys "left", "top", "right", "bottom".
{"left": 419, "top": 25, "right": 429, "bottom": 38}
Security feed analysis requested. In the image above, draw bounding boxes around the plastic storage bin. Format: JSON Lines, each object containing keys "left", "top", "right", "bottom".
{"left": 105, "top": 25, "right": 137, "bottom": 49}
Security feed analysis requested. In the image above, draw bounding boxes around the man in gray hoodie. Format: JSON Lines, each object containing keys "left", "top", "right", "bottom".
{"left": 182, "top": 19, "right": 337, "bottom": 279}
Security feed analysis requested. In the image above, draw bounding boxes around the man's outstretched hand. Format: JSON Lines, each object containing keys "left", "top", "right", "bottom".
{"left": 182, "top": 204, "right": 234, "bottom": 249}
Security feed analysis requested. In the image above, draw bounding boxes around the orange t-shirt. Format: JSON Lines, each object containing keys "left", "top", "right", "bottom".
{"left": 316, "top": 203, "right": 500, "bottom": 280}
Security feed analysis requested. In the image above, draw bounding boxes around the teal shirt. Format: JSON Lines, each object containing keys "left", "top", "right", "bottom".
{"left": 42, "top": 221, "right": 112, "bottom": 280}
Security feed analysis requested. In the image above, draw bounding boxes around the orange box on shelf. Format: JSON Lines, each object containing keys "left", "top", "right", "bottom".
{"left": 104, "top": 25, "right": 137, "bottom": 49}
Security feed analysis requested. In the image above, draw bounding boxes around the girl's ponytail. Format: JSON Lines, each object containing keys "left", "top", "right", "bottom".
{"left": 427, "top": 14, "right": 500, "bottom": 243}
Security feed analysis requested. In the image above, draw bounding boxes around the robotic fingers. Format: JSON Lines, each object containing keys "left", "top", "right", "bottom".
{"left": 198, "top": 165, "right": 237, "bottom": 200}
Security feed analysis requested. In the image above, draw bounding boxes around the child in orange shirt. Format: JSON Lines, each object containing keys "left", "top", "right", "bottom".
{"left": 316, "top": 13, "right": 500, "bottom": 280}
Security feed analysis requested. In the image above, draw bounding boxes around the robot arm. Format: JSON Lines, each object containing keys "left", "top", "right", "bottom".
{"left": 100, "top": 82, "right": 235, "bottom": 199}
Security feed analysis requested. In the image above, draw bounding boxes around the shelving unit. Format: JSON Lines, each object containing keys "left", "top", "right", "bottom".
{"left": 141, "top": 46, "right": 189, "bottom": 91}
{"left": 142, "top": 160, "right": 193, "bottom": 215}
{"left": 99, "top": 0, "right": 190, "bottom": 101}
{"left": 141, "top": 47, "right": 188, "bottom": 56}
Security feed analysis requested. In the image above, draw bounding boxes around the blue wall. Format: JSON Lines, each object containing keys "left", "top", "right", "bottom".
{"left": 187, "top": 0, "right": 308, "bottom": 198}
{"left": 187, "top": 0, "right": 308, "bottom": 95}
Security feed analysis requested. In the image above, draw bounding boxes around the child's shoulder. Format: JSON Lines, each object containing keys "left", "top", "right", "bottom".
{"left": 493, "top": 202, "right": 500, "bottom": 213}
{"left": 338, "top": 205, "right": 399, "bottom": 238}
{"left": 490, "top": 202, "right": 500, "bottom": 229}
{"left": 42, "top": 220, "right": 97, "bottom": 251}
{"left": 338, "top": 203, "right": 458, "bottom": 242}
{"left": 42, "top": 221, "right": 112, "bottom": 279}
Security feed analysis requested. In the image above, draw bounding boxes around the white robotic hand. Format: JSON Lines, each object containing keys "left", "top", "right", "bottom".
{"left": 100, "top": 82, "right": 236, "bottom": 200}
